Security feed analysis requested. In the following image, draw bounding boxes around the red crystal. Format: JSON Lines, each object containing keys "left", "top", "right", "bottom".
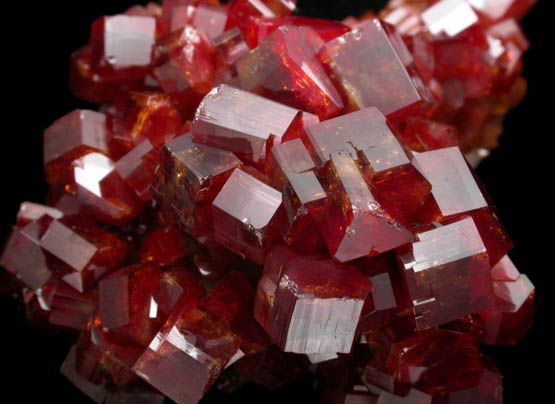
{"left": 40, "top": 216, "right": 128, "bottom": 292}
{"left": 397, "top": 117, "right": 460, "bottom": 153}
{"left": 468, "top": 0, "right": 538, "bottom": 23}
{"left": 396, "top": 217, "right": 494, "bottom": 330}
{"left": 44, "top": 110, "right": 110, "bottom": 185}
{"left": 161, "top": 2, "right": 228, "bottom": 40}
{"left": 138, "top": 225, "right": 188, "bottom": 267}
{"left": 99, "top": 264, "right": 164, "bottom": 346}
{"left": 254, "top": 246, "right": 372, "bottom": 353}
{"left": 412, "top": 147, "right": 488, "bottom": 222}
{"left": 421, "top": 0, "right": 479, "bottom": 37}
{"left": 115, "top": 140, "right": 159, "bottom": 201}
{"left": 445, "top": 256, "right": 536, "bottom": 346}
{"left": 236, "top": 26, "right": 344, "bottom": 119}
{"left": 238, "top": 16, "right": 350, "bottom": 49}
{"left": 319, "top": 19, "right": 433, "bottom": 119}
{"left": 212, "top": 167, "right": 283, "bottom": 264}
{"left": 160, "top": 0, "right": 221, "bottom": 35}
{"left": 1, "top": 223, "right": 52, "bottom": 290}
{"left": 15, "top": 202, "right": 63, "bottom": 227}
{"left": 268, "top": 138, "right": 327, "bottom": 252}
{"left": 37, "top": 278, "right": 98, "bottom": 330}
{"left": 304, "top": 107, "right": 432, "bottom": 224}
{"left": 106, "top": 91, "right": 182, "bottom": 158}
{"left": 153, "top": 26, "right": 217, "bottom": 118}
{"left": 75, "top": 312, "right": 142, "bottom": 387}
{"left": 322, "top": 151, "right": 413, "bottom": 262}
{"left": 193, "top": 84, "right": 301, "bottom": 164}
{"left": 152, "top": 132, "right": 242, "bottom": 236}
{"left": 152, "top": 267, "right": 207, "bottom": 318}
{"left": 213, "top": 27, "right": 251, "bottom": 66}
{"left": 60, "top": 346, "right": 110, "bottom": 403}
{"left": 480, "top": 270, "right": 535, "bottom": 345}
{"left": 0, "top": 1, "right": 539, "bottom": 402}
{"left": 228, "top": 0, "right": 297, "bottom": 27}
{"left": 380, "top": 329, "right": 503, "bottom": 403}
{"left": 90, "top": 15, "right": 157, "bottom": 73}
{"left": 234, "top": 345, "right": 310, "bottom": 390}
{"left": 132, "top": 294, "right": 240, "bottom": 404}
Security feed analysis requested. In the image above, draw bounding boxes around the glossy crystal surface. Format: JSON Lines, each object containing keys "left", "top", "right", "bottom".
{"left": 133, "top": 295, "right": 240, "bottom": 404}
{"left": 193, "top": 85, "right": 300, "bottom": 163}
{"left": 152, "top": 133, "right": 242, "bottom": 236}
{"left": 319, "top": 19, "right": 433, "bottom": 118}
{"left": 44, "top": 110, "right": 109, "bottom": 185}
{"left": 397, "top": 217, "right": 494, "bottom": 329}
{"left": 255, "top": 246, "right": 372, "bottom": 354}
{"left": 212, "top": 167, "right": 283, "bottom": 264}
{"left": 323, "top": 152, "right": 413, "bottom": 262}
{"left": 236, "top": 25, "right": 343, "bottom": 119}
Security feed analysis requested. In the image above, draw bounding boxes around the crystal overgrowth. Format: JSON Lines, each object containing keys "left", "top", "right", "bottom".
{"left": 1, "top": 0, "right": 537, "bottom": 403}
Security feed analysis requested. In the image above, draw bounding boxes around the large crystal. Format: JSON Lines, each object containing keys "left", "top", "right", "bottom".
{"left": 212, "top": 167, "right": 283, "bottom": 264}
{"left": 319, "top": 19, "right": 433, "bottom": 119}
{"left": 192, "top": 84, "right": 300, "bottom": 164}
{"left": 236, "top": 26, "right": 343, "bottom": 119}
{"left": 254, "top": 246, "right": 372, "bottom": 354}
{"left": 396, "top": 217, "right": 494, "bottom": 330}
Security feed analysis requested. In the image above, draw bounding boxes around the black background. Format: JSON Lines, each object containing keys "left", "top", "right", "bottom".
{"left": 1, "top": 0, "right": 549, "bottom": 402}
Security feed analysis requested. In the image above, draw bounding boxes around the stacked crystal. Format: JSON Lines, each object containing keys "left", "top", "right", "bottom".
{"left": 1, "top": 1, "right": 536, "bottom": 403}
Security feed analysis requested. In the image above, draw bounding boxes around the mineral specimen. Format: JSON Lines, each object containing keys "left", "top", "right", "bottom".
{"left": 1, "top": 0, "right": 537, "bottom": 403}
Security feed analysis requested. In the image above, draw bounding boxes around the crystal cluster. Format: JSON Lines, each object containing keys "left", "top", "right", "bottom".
{"left": 1, "top": 1, "right": 536, "bottom": 403}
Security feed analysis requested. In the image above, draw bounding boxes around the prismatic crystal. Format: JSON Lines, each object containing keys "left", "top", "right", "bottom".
{"left": 1, "top": 0, "right": 537, "bottom": 403}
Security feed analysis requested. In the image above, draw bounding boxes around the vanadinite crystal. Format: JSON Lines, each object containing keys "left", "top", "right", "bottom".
{"left": 1, "top": 0, "right": 537, "bottom": 403}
